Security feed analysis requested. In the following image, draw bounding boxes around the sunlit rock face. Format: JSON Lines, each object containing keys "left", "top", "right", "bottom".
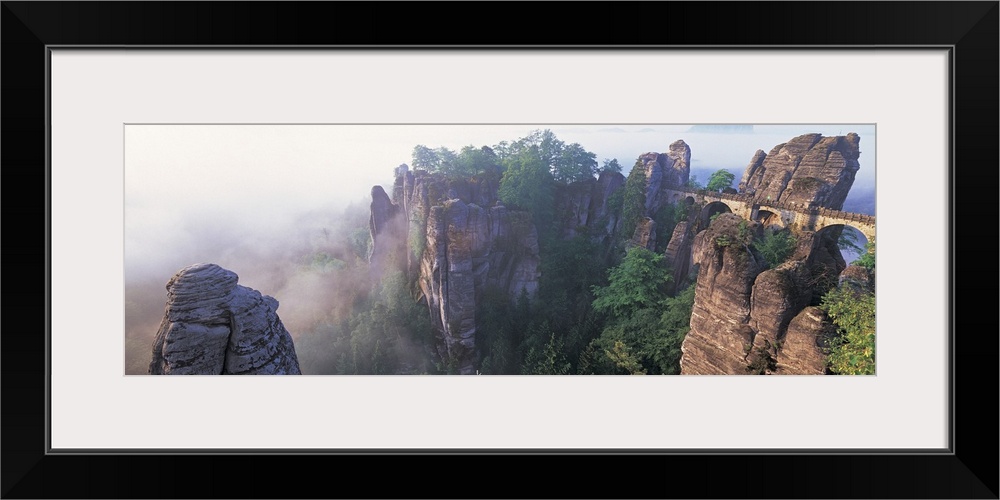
{"left": 680, "top": 214, "right": 766, "bottom": 375}
{"left": 738, "top": 133, "right": 861, "bottom": 210}
{"left": 776, "top": 306, "right": 833, "bottom": 375}
{"left": 679, "top": 223, "right": 850, "bottom": 375}
{"left": 678, "top": 133, "right": 866, "bottom": 375}
{"left": 149, "top": 263, "right": 301, "bottom": 375}
{"left": 748, "top": 260, "right": 814, "bottom": 364}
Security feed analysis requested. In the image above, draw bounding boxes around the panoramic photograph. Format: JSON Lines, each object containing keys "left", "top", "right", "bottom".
{"left": 125, "top": 124, "right": 876, "bottom": 376}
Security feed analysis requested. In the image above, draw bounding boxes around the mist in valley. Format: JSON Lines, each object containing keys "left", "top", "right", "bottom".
{"left": 125, "top": 124, "right": 876, "bottom": 374}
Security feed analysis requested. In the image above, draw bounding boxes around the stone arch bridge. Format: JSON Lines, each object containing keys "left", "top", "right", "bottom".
{"left": 662, "top": 186, "right": 875, "bottom": 242}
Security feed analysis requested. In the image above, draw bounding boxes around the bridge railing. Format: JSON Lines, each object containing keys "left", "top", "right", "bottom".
{"left": 762, "top": 204, "right": 875, "bottom": 226}
{"left": 814, "top": 208, "right": 875, "bottom": 226}
{"left": 664, "top": 183, "right": 874, "bottom": 225}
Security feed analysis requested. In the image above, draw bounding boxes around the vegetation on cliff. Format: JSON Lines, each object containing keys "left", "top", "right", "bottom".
{"left": 821, "top": 284, "right": 875, "bottom": 375}
{"left": 755, "top": 229, "right": 798, "bottom": 268}
{"left": 267, "top": 131, "right": 875, "bottom": 375}
{"left": 822, "top": 241, "right": 876, "bottom": 375}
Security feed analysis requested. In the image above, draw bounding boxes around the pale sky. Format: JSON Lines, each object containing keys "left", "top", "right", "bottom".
{"left": 124, "top": 124, "right": 876, "bottom": 283}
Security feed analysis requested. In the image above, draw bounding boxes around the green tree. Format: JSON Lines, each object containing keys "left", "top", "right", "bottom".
{"left": 745, "top": 342, "right": 778, "bottom": 375}
{"left": 498, "top": 148, "right": 554, "bottom": 225}
{"left": 340, "top": 270, "right": 436, "bottom": 375}
{"left": 348, "top": 227, "right": 371, "bottom": 262}
{"left": 495, "top": 129, "right": 598, "bottom": 184}
{"left": 535, "top": 129, "right": 565, "bottom": 168}
{"left": 605, "top": 340, "right": 646, "bottom": 375}
{"left": 618, "top": 162, "right": 648, "bottom": 243}
{"left": 433, "top": 146, "right": 458, "bottom": 175}
{"left": 601, "top": 158, "right": 623, "bottom": 173}
{"left": 591, "top": 246, "right": 670, "bottom": 319}
{"left": 456, "top": 145, "right": 498, "bottom": 177}
{"left": 412, "top": 144, "right": 482, "bottom": 178}
{"left": 590, "top": 282, "right": 695, "bottom": 375}
{"left": 838, "top": 227, "right": 864, "bottom": 254}
{"left": 552, "top": 143, "right": 598, "bottom": 183}
{"left": 821, "top": 285, "right": 875, "bottom": 375}
{"left": 852, "top": 239, "right": 876, "bottom": 270}
{"left": 475, "top": 286, "right": 517, "bottom": 374}
{"left": 523, "top": 328, "right": 572, "bottom": 375}
{"left": 411, "top": 145, "right": 438, "bottom": 171}
{"left": 754, "top": 230, "right": 797, "bottom": 268}
{"left": 653, "top": 200, "right": 689, "bottom": 251}
{"left": 659, "top": 282, "right": 695, "bottom": 342}
{"left": 706, "top": 169, "right": 736, "bottom": 192}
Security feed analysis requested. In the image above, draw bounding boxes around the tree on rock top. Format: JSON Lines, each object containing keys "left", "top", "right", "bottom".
{"left": 706, "top": 169, "right": 736, "bottom": 192}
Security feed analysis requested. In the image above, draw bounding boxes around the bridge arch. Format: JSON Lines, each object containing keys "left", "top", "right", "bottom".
{"left": 807, "top": 209, "right": 875, "bottom": 243}
{"left": 754, "top": 209, "right": 784, "bottom": 229}
{"left": 697, "top": 201, "right": 733, "bottom": 231}
{"left": 816, "top": 224, "right": 872, "bottom": 267}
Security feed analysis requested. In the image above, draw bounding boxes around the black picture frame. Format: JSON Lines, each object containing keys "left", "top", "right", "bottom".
{"left": 3, "top": 2, "right": 996, "bottom": 498}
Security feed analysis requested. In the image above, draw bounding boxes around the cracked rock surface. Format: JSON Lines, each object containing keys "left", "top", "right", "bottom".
{"left": 149, "top": 263, "right": 301, "bottom": 375}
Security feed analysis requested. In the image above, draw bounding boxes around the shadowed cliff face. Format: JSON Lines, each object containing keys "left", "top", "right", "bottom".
{"left": 373, "top": 166, "right": 542, "bottom": 373}
{"left": 636, "top": 140, "right": 692, "bottom": 215}
{"left": 368, "top": 185, "right": 407, "bottom": 281}
{"left": 663, "top": 220, "right": 695, "bottom": 295}
{"left": 419, "top": 200, "right": 540, "bottom": 373}
{"left": 376, "top": 163, "right": 635, "bottom": 373}
{"left": 552, "top": 170, "right": 627, "bottom": 249}
{"left": 149, "top": 263, "right": 301, "bottom": 375}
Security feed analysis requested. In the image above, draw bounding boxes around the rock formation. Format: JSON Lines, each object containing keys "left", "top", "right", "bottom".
{"left": 551, "top": 170, "right": 628, "bottom": 250}
{"left": 592, "top": 170, "right": 627, "bottom": 241}
{"left": 149, "top": 263, "right": 301, "bottom": 375}
{"left": 373, "top": 166, "right": 541, "bottom": 374}
{"left": 680, "top": 214, "right": 767, "bottom": 374}
{"left": 419, "top": 201, "right": 540, "bottom": 374}
{"left": 739, "top": 133, "right": 861, "bottom": 210}
{"left": 378, "top": 156, "right": 645, "bottom": 373}
{"left": 748, "top": 260, "right": 814, "bottom": 357}
{"left": 630, "top": 217, "right": 657, "bottom": 250}
{"left": 554, "top": 179, "right": 595, "bottom": 240}
{"left": 679, "top": 217, "right": 856, "bottom": 375}
{"left": 633, "top": 140, "right": 692, "bottom": 219}
{"left": 616, "top": 140, "right": 697, "bottom": 255}
{"left": 681, "top": 216, "right": 862, "bottom": 375}
{"left": 839, "top": 263, "right": 873, "bottom": 291}
{"left": 663, "top": 221, "right": 695, "bottom": 294}
{"left": 776, "top": 306, "right": 834, "bottom": 374}
{"left": 369, "top": 184, "right": 407, "bottom": 281}
{"left": 366, "top": 133, "right": 867, "bottom": 375}
{"left": 679, "top": 133, "right": 867, "bottom": 374}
